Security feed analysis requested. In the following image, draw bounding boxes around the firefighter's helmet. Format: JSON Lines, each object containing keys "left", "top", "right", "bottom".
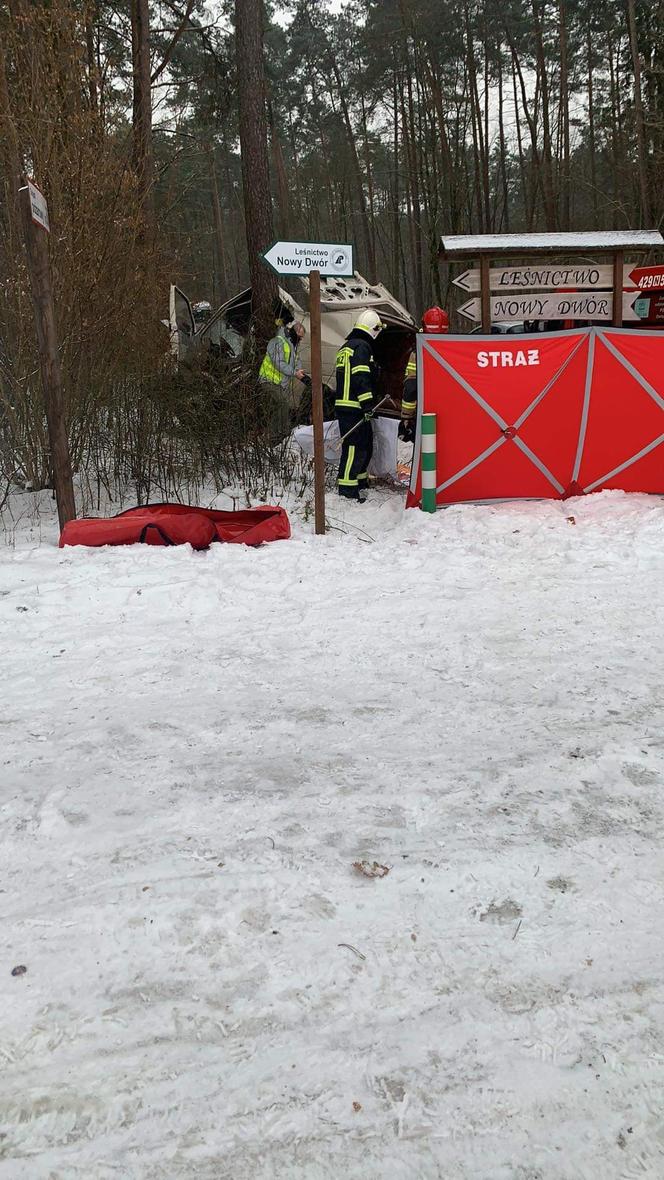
{"left": 354, "top": 309, "right": 383, "bottom": 337}
{"left": 422, "top": 306, "right": 449, "bottom": 333}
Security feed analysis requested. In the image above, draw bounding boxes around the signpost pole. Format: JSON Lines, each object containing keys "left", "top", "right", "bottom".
{"left": 260, "top": 239, "right": 353, "bottom": 536}
{"left": 309, "top": 269, "right": 326, "bottom": 536}
{"left": 480, "top": 256, "right": 491, "bottom": 332}
{"left": 18, "top": 179, "right": 76, "bottom": 530}
{"left": 613, "top": 250, "right": 624, "bottom": 327}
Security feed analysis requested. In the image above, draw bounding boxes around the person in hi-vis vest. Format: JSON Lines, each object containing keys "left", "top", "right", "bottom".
{"left": 259, "top": 320, "right": 306, "bottom": 442}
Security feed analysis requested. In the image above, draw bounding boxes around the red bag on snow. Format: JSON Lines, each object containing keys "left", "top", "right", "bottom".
{"left": 59, "top": 503, "right": 290, "bottom": 550}
{"left": 59, "top": 511, "right": 216, "bottom": 550}
{"left": 116, "top": 503, "right": 291, "bottom": 545}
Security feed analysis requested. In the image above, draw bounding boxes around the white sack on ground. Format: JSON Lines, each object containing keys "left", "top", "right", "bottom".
{"left": 293, "top": 416, "right": 399, "bottom": 478}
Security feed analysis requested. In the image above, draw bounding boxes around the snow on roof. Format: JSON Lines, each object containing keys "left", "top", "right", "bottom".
{"left": 440, "top": 231, "right": 664, "bottom": 258}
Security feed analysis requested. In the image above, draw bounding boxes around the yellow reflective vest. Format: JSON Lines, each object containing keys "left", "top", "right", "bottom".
{"left": 259, "top": 329, "right": 295, "bottom": 388}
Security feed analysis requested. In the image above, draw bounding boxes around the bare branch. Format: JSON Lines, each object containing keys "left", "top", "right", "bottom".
{"left": 151, "top": 0, "right": 196, "bottom": 84}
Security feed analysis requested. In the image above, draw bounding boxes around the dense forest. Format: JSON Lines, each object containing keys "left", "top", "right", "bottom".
{"left": 169, "top": 0, "right": 664, "bottom": 311}
{"left": 1, "top": 0, "right": 662, "bottom": 498}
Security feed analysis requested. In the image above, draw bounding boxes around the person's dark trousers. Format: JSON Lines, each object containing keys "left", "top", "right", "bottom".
{"left": 336, "top": 410, "right": 374, "bottom": 499}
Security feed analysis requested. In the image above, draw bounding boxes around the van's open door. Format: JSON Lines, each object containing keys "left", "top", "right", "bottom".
{"left": 169, "top": 285, "right": 196, "bottom": 362}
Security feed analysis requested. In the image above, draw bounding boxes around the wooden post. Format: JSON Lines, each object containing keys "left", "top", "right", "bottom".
{"left": 480, "top": 255, "right": 491, "bottom": 332}
{"left": 612, "top": 250, "right": 624, "bottom": 327}
{"left": 309, "top": 269, "right": 325, "bottom": 535}
{"left": 19, "top": 180, "right": 76, "bottom": 530}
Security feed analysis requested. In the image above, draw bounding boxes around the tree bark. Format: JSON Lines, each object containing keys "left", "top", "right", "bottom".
{"left": 358, "top": 85, "right": 378, "bottom": 277}
{"left": 558, "top": 0, "right": 571, "bottom": 229}
{"left": 404, "top": 46, "right": 424, "bottom": 304}
{"left": 0, "top": 43, "right": 22, "bottom": 244}
{"left": 497, "top": 47, "right": 510, "bottom": 230}
{"left": 626, "top": 0, "right": 651, "bottom": 225}
{"left": 85, "top": 16, "right": 98, "bottom": 113}
{"left": 267, "top": 97, "right": 291, "bottom": 239}
{"left": 464, "top": 2, "right": 486, "bottom": 231}
{"left": 607, "top": 29, "right": 624, "bottom": 226}
{"left": 327, "top": 51, "right": 377, "bottom": 280}
{"left": 235, "top": 0, "right": 277, "bottom": 350}
{"left": 19, "top": 182, "right": 76, "bottom": 529}
{"left": 531, "top": 0, "right": 557, "bottom": 228}
{"left": 506, "top": 35, "right": 541, "bottom": 228}
{"left": 391, "top": 60, "right": 400, "bottom": 297}
{"left": 207, "top": 143, "right": 228, "bottom": 303}
{"left": 586, "top": 21, "right": 598, "bottom": 224}
{"left": 131, "top": 0, "right": 153, "bottom": 209}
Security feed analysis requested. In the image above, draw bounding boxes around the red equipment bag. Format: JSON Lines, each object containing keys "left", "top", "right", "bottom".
{"left": 59, "top": 503, "right": 291, "bottom": 549}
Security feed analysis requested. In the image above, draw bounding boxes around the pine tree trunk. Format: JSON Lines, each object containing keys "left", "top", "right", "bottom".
{"left": 358, "top": 86, "right": 378, "bottom": 277}
{"left": 404, "top": 54, "right": 424, "bottom": 304}
{"left": 267, "top": 98, "right": 291, "bottom": 238}
{"left": 328, "top": 54, "right": 377, "bottom": 280}
{"left": 607, "top": 30, "right": 622, "bottom": 227}
{"left": 464, "top": 3, "right": 485, "bottom": 231}
{"left": 235, "top": 0, "right": 277, "bottom": 351}
{"left": 207, "top": 143, "right": 228, "bottom": 303}
{"left": 391, "top": 61, "right": 400, "bottom": 298}
{"left": 85, "top": 16, "right": 98, "bottom": 113}
{"left": 497, "top": 49, "right": 510, "bottom": 230}
{"left": 626, "top": 0, "right": 651, "bottom": 225}
{"left": 558, "top": 0, "right": 571, "bottom": 229}
{"left": 131, "top": 0, "right": 153, "bottom": 209}
{"left": 0, "top": 41, "right": 21, "bottom": 244}
{"left": 531, "top": 0, "right": 557, "bottom": 228}
{"left": 586, "top": 22, "right": 598, "bottom": 224}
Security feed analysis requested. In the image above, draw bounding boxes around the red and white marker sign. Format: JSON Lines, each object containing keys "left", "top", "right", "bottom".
{"left": 27, "top": 179, "right": 50, "bottom": 233}
{"left": 628, "top": 265, "right": 664, "bottom": 290}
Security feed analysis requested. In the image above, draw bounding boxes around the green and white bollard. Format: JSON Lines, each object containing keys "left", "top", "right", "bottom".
{"left": 420, "top": 412, "right": 437, "bottom": 513}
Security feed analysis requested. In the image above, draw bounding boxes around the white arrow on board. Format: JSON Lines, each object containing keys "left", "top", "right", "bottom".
{"left": 453, "top": 264, "right": 640, "bottom": 294}
{"left": 262, "top": 240, "right": 353, "bottom": 277}
{"left": 452, "top": 269, "right": 480, "bottom": 292}
{"left": 457, "top": 291, "right": 643, "bottom": 323}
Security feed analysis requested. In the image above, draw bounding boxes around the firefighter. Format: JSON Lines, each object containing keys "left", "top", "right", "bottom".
{"left": 400, "top": 307, "right": 449, "bottom": 440}
{"left": 401, "top": 353, "right": 418, "bottom": 441}
{"left": 259, "top": 320, "right": 307, "bottom": 442}
{"left": 335, "top": 309, "right": 383, "bottom": 500}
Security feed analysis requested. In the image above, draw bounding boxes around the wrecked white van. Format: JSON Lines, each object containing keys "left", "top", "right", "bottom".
{"left": 169, "top": 272, "right": 416, "bottom": 411}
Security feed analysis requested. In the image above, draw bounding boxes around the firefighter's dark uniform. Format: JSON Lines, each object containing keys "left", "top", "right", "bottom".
{"left": 400, "top": 352, "right": 417, "bottom": 443}
{"left": 335, "top": 329, "right": 376, "bottom": 499}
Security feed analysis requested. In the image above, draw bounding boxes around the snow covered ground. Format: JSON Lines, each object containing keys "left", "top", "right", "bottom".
{"left": 1, "top": 485, "right": 664, "bottom": 1179}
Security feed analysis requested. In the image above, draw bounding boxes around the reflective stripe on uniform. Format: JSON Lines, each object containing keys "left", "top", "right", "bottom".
{"left": 403, "top": 352, "right": 417, "bottom": 413}
{"left": 338, "top": 444, "right": 358, "bottom": 486}
{"left": 335, "top": 345, "right": 363, "bottom": 409}
{"left": 351, "top": 364, "right": 370, "bottom": 374}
